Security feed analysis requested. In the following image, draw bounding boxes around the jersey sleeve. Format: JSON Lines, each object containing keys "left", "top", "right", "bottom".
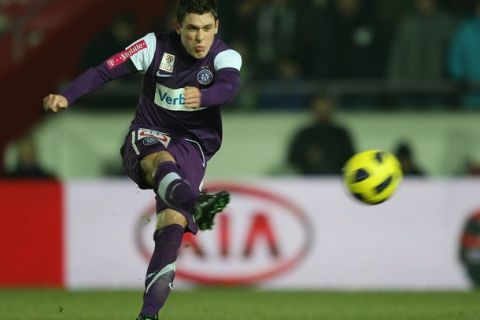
{"left": 213, "top": 49, "right": 242, "bottom": 71}
{"left": 200, "top": 49, "right": 242, "bottom": 107}
{"left": 126, "top": 33, "right": 157, "bottom": 74}
{"left": 59, "top": 33, "right": 157, "bottom": 104}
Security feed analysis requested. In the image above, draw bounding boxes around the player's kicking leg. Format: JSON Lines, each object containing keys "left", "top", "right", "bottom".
{"left": 193, "top": 191, "right": 230, "bottom": 230}
{"left": 141, "top": 151, "right": 229, "bottom": 230}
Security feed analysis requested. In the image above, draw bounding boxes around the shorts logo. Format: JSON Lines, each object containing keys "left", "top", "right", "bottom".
{"left": 142, "top": 137, "right": 160, "bottom": 146}
{"left": 197, "top": 67, "right": 213, "bottom": 85}
{"left": 138, "top": 128, "right": 171, "bottom": 148}
{"left": 159, "top": 53, "right": 175, "bottom": 73}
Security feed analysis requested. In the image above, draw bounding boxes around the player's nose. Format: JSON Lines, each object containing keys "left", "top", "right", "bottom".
{"left": 195, "top": 31, "right": 205, "bottom": 42}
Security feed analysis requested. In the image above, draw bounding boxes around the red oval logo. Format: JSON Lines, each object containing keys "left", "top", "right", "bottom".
{"left": 135, "top": 182, "right": 313, "bottom": 286}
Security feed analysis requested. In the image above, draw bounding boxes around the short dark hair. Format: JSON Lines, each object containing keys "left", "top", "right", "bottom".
{"left": 176, "top": 0, "right": 218, "bottom": 24}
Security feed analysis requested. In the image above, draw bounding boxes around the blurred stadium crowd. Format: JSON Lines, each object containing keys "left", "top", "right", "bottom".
{"left": 217, "top": 0, "right": 480, "bottom": 111}
{"left": 2, "top": 0, "right": 480, "bottom": 178}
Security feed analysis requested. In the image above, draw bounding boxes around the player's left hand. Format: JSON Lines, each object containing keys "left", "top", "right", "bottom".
{"left": 184, "top": 86, "right": 201, "bottom": 109}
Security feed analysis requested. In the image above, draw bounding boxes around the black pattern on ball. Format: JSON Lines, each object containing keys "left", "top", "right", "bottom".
{"left": 354, "top": 193, "right": 365, "bottom": 202}
{"left": 353, "top": 168, "right": 369, "bottom": 183}
{"left": 374, "top": 151, "right": 385, "bottom": 164}
{"left": 375, "top": 176, "right": 393, "bottom": 194}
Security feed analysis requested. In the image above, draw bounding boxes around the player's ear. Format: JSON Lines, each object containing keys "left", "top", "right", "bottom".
{"left": 174, "top": 20, "right": 181, "bottom": 35}
{"left": 214, "top": 20, "right": 219, "bottom": 35}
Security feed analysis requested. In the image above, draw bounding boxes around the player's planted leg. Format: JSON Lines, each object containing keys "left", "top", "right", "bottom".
{"left": 137, "top": 214, "right": 185, "bottom": 319}
{"left": 136, "top": 314, "right": 158, "bottom": 320}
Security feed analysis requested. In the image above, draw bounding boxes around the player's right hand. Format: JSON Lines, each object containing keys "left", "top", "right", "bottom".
{"left": 43, "top": 94, "right": 69, "bottom": 112}
{"left": 183, "top": 86, "right": 202, "bottom": 109}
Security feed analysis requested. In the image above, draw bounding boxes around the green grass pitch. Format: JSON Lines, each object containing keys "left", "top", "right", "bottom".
{"left": 1, "top": 288, "right": 479, "bottom": 320}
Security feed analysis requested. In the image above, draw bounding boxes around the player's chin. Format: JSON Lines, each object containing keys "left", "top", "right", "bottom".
{"left": 192, "top": 51, "right": 207, "bottom": 59}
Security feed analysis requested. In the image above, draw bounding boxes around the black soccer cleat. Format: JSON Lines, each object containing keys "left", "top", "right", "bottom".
{"left": 136, "top": 314, "right": 158, "bottom": 320}
{"left": 193, "top": 191, "right": 230, "bottom": 230}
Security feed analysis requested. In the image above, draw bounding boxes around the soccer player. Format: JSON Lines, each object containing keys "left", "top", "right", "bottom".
{"left": 42, "top": 1, "right": 241, "bottom": 319}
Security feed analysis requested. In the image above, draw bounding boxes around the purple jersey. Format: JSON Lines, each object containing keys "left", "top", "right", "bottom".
{"left": 61, "top": 31, "right": 242, "bottom": 159}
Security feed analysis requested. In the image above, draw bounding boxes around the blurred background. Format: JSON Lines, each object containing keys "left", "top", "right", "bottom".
{"left": 1, "top": 0, "right": 480, "bottom": 310}
{"left": 2, "top": 0, "right": 480, "bottom": 178}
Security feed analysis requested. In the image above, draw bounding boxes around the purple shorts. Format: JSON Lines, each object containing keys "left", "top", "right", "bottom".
{"left": 121, "top": 128, "right": 206, "bottom": 233}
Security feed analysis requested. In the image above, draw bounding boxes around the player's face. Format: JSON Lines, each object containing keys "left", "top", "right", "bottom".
{"left": 176, "top": 12, "right": 218, "bottom": 59}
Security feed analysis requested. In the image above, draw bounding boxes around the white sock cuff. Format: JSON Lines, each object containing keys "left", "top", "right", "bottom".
{"left": 157, "top": 172, "right": 181, "bottom": 204}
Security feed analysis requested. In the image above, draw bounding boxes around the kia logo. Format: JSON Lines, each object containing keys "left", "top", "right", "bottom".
{"left": 135, "top": 183, "right": 313, "bottom": 286}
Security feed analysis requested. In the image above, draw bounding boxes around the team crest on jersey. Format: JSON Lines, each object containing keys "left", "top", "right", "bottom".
{"left": 159, "top": 53, "right": 175, "bottom": 73}
{"left": 197, "top": 67, "right": 213, "bottom": 85}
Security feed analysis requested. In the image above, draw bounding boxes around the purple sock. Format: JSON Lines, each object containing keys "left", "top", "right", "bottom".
{"left": 140, "top": 224, "right": 184, "bottom": 317}
{"left": 154, "top": 161, "right": 198, "bottom": 212}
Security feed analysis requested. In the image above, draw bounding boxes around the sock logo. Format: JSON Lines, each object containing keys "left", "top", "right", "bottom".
{"left": 145, "top": 263, "right": 176, "bottom": 294}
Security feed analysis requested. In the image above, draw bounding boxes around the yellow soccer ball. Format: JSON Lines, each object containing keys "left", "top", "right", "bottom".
{"left": 343, "top": 150, "right": 403, "bottom": 205}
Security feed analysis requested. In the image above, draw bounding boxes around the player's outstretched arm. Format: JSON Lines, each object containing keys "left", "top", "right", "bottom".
{"left": 199, "top": 68, "right": 241, "bottom": 107}
{"left": 43, "top": 94, "right": 69, "bottom": 112}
